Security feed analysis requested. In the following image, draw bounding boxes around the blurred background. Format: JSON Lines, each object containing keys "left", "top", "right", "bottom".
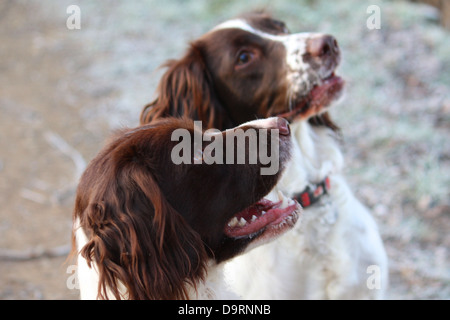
{"left": 0, "top": 0, "right": 448, "bottom": 299}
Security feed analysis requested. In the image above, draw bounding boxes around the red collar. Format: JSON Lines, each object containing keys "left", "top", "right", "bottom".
{"left": 294, "top": 177, "right": 330, "bottom": 208}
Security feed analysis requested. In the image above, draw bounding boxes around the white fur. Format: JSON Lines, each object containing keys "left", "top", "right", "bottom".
{"left": 216, "top": 18, "right": 388, "bottom": 300}
{"left": 225, "top": 121, "right": 388, "bottom": 299}
{"left": 213, "top": 19, "right": 325, "bottom": 108}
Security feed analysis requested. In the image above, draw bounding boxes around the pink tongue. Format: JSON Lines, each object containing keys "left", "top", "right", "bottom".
{"left": 310, "top": 76, "right": 344, "bottom": 105}
{"left": 224, "top": 200, "right": 297, "bottom": 239}
{"left": 276, "top": 75, "right": 344, "bottom": 119}
{"left": 224, "top": 199, "right": 275, "bottom": 238}
{"left": 238, "top": 199, "right": 273, "bottom": 221}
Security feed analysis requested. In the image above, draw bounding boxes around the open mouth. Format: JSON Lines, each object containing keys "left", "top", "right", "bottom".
{"left": 224, "top": 190, "right": 301, "bottom": 239}
{"left": 278, "top": 73, "right": 344, "bottom": 119}
{"left": 309, "top": 73, "right": 344, "bottom": 105}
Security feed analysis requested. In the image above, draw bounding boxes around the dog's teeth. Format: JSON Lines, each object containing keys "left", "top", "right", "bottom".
{"left": 277, "top": 190, "right": 284, "bottom": 200}
{"left": 229, "top": 216, "right": 250, "bottom": 228}
{"left": 228, "top": 217, "right": 238, "bottom": 227}
{"left": 261, "top": 211, "right": 266, "bottom": 215}
{"left": 251, "top": 215, "right": 257, "bottom": 222}
{"left": 238, "top": 217, "right": 247, "bottom": 227}
{"left": 281, "top": 198, "right": 289, "bottom": 209}
{"left": 278, "top": 190, "right": 289, "bottom": 209}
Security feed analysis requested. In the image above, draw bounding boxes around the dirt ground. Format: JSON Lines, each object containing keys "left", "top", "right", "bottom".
{"left": 0, "top": 0, "right": 448, "bottom": 300}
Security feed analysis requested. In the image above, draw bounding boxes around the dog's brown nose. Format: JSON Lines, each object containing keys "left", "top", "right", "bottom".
{"left": 276, "top": 117, "right": 290, "bottom": 136}
{"left": 306, "top": 35, "right": 340, "bottom": 58}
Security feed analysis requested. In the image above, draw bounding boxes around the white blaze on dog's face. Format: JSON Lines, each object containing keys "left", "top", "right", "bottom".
{"left": 200, "top": 13, "right": 344, "bottom": 123}
{"left": 212, "top": 19, "right": 316, "bottom": 93}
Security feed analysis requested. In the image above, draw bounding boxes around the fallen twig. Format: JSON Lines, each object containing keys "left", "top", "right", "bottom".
{"left": 0, "top": 243, "right": 71, "bottom": 262}
{"left": 44, "top": 131, "right": 86, "bottom": 180}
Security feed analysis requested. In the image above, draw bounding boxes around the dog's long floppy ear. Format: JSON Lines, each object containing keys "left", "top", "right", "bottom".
{"left": 77, "top": 165, "right": 208, "bottom": 300}
{"left": 140, "top": 43, "right": 233, "bottom": 130}
{"left": 309, "top": 112, "right": 341, "bottom": 134}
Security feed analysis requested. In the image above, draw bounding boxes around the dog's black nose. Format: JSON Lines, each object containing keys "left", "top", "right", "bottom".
{"left": 306, "top": 35, "right": 340, "bottom": 58}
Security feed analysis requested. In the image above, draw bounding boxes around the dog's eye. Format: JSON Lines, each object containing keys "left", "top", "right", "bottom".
{"left": 235, "top": 50, "right": 255, "bottom": 68}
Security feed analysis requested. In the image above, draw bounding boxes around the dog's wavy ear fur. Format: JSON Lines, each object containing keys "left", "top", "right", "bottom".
{"left": 75, "top": 154, "right": 208, "bottom": 300}
{"left": 309, "top": 113, "right": 341, "bottom": 134}
{"left": 140, "top": 43, "right": 233, "bottom": 130}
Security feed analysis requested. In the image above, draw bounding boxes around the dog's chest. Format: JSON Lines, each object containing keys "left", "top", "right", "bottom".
{"left": 277, "top": 121, "right": 344, "bottom": 253}
{"left": 291, "top": 196, "right": 339, "bottom": 255}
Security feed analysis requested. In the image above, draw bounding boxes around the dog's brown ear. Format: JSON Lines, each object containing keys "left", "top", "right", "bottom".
{"left": 77, "top": 161, "right": 208, "bottom": 300}
{"left": 309, "top": 112, "right": 341, "bottom": 133}
{"left": 140, "top": 43, "right": 232, "bottom": 130}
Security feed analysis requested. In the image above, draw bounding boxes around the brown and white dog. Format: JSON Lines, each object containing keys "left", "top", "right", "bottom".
{"left": 141, "top": 12, "right": 388, "bottom": 299}
{"left": 72, "top": 117, "right": 300, "bottom": 299}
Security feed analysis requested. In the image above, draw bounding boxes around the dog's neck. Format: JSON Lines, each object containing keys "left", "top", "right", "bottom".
{"left": 187, "top": 261, "right": 238, "bottom": 299}
{"left": 278, "top": 120, "right": 344, "bottom": 197}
